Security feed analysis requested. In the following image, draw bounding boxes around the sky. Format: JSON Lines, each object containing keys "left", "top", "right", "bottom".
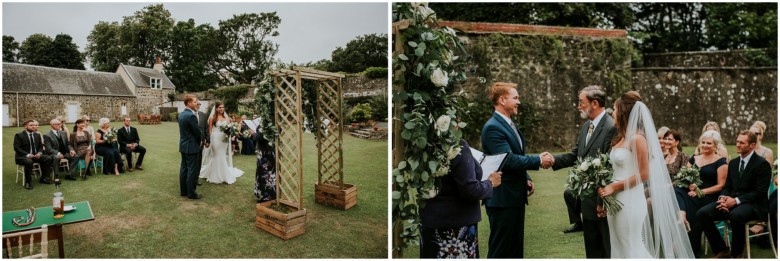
{"left": 2, "top": 2, "right": 388, "bottom": 69}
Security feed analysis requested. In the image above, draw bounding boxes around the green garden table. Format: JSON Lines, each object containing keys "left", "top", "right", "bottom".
{"left": 3, "top": 201, "right": 95, "bottom": 258}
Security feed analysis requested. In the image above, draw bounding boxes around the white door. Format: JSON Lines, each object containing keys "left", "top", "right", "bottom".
{"left": 2, "top": 104, "right": 9, "bottom": 126}
{"left": 67, "top": 104, "right": 78, "bottom": 123}
{"left": 121, "top": 103, "right": 127, "bottom": 116}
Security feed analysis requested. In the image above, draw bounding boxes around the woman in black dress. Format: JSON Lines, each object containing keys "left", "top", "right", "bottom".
{"left": 253, "top": 126, "right": 276, "bottom": 202}
{"left": 94, "top": 118, "right": 123, "bottom": 175}
{"left": 419, "top": 140, "right": 501, "bottom": 258}
{"left": 676, "top": 130, "right": 727, "bottom": 232}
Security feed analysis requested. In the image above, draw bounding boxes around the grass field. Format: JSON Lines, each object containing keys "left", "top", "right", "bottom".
{"left": 400, "top": 144, "right": 777, "bottom": 258}
{"left": 3, "top": 122, "right": 388, "bottom": 258}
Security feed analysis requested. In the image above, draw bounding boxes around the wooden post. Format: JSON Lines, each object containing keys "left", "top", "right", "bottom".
{"left": 296, "top": 70, "right": 304, "bottom": 211}
{"left": 391, "top": 20, "right": 410, "bottom": 259}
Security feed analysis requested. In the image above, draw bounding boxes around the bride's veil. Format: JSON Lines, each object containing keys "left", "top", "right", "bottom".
{"left": 623, "top": 101, "right": 694, "bottom": 258}
{"left": 200, "top": 104, "right": 233, "bottom": 168}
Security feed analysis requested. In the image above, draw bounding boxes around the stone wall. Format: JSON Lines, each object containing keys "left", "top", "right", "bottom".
{"left": 343, "top": 75, "right": 387, "bottom": 97}
{"left": 136, "top": 87, "right": 175, "bottom": 115}
{"left": 643, "top": 49, "right": 774, "bottom": 68}
{"left": 442, "top": 21, "right": 632, "bottom": 152}
{"left": 3, "top": 93, "right": 135, "bottom": 125}
{"left": 633, "top": 67, "right": 777, "bottom": 145}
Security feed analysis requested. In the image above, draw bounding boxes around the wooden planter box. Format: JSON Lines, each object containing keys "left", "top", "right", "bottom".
{"left": 315, "top": 182, "right": 357, "bottom": 210}
{"left": 255, "top": 201, "right": 307, "bottom": 240}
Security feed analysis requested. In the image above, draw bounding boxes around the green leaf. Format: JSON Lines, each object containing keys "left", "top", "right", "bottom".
{"left": 415, "top": 63, "right": 423, "bottom": 75}
{"left": 418, "top": 42, "right": 426, "bottom": 50}
{"left": 401, "top": 129, "right": 411, "bottom": 139}
{"left": 407, "top": 41, "right": 417, "bottom": 48}
{"left": 404, "top": 121, "right": 416, "bottom": 129}
{"left": 421, "top": 171, "right": 429, "bottom": 182}
{"left": 395, "top": 174, "right": 404, "bottom": 183}
{"left": 458, "top": 122, "right": 467, "bottom": 128}
{"left": 428, "top": 161, "right": 438, "bottom": 172}
{"left": 397, "top": 161, "right": 407, "bottom": 170}
{"left": 415, "top": 47, "right": 424, "bottom": 57}
{"left": 409, "top": 159, "right": 419, "bottom": 170}
{"left": 398, "top": 54, "right": 408, "bottom": 60}
{"left": 392, "top": 191, "right": 401, "bottom": 200}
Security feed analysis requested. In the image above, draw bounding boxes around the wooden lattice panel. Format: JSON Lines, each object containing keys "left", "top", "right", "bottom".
{"left": 274, "top": 72, "right": 304, "bottom": 210}
{"left": 316, "top": 78, "right": 344, "bottom": 189}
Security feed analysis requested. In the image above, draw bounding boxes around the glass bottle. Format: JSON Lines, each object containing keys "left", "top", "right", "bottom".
{"left": 53, "top": 192, "right": 64, "bottom": 219}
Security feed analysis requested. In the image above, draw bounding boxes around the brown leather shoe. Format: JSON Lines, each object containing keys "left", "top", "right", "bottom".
{"left": 128, "top": 168, "right": 134, "bottom": 172}
{"left": 136, "top": 166, "right": 143, "bottom": 171}
{"left": 711, "top": 250, "right": 732, "bottom": 258}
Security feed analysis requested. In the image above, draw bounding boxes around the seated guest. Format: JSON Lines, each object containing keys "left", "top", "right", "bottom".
{"left": 696, "top": 121, "right": 729, "bottom": 158}
{"left": 662, "top": 129, "right": 689, "bottom": 178}
{"left": 750, "top": 121, "right": 774, "bottom": 164}
{"left": 420, "top": 140, "right": 501, "bottom": 258}
{"left": 44, "top": 118, "right": 79, "bottom": 180}
{"left": 56, "top": 116, "right": 71, "bottom": 138}
{"left": 692, "top": 130, "right": 770, "bottom": 258}
{"left": 117, "top": 116, "right": 146, "bottom": 172}
{"left": 70, "top": 119, "right": 93, "bottom": 179}
{"left": 240, "top": 115, "right": 255, "bottom": 155}
{"left": 14, "top": 120, "right": 55, "bottom": 189}
{"left": 675, "top": 130, "right": 726, "bottom": 238}
{"left": 95, "top": 118, "right": 123, "bottom": 176}
{"left": 657, "top": 126, "right": 670, "bottom": 156}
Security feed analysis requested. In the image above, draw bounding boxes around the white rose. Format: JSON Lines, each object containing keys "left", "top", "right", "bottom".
{"left": 411, "top": 2, "right": 428, "bottom": 8}
{"left": 446, "top": 145, "right": 461, "bottom": 160}
{"left": 418, "top": 6, "right": 435, "bottom": 19}
{"left": 435, "top": 115, "right": 451, "bottom": 134}
{"left": 421, "top": 187, "right": 438, "bottom": 199}
{"left": 579, "top": 161, "right": 591, "bottom": 172}
{"left": 430, "top": 68, "right": 449, "bottom": 87}
{"left": 592, "top": 158, "right": 601, "bottom": 167}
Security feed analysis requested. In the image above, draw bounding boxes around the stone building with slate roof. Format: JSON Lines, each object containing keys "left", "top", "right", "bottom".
{"left": 2, "top": 58, "right": 175, "bottom": 126}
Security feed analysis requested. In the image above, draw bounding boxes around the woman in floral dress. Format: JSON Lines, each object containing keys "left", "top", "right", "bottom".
{"left": 253, "top": 126, "right": 276, "bottom": 202}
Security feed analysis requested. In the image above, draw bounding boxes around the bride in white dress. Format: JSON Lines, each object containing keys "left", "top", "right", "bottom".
{"left": 598, "top": 91, "right": 694, "bottom": 258}
{"left": 200, "top": 102, "right": 244, "bottom": 184}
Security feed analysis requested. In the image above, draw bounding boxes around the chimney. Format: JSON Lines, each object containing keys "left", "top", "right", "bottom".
{"left": 153, "top": 56, "right": 163, "bottom": 73}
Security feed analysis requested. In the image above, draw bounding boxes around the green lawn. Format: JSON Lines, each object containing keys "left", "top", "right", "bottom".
{"left": 3, "top": 122, "right": 388, "bottom": 258}
{"left": 401, "top": 144, "right": 777, "bottom": 258}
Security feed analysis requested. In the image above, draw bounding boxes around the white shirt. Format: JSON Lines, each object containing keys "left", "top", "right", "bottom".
{"left": 735, "top": 151, "right": 755, "bottom": 205}
{"left": 590, "top": 110, "right": 607, "bottom": 128}
{"left": 495, "top": 111, "right": 541, "bottom": 162}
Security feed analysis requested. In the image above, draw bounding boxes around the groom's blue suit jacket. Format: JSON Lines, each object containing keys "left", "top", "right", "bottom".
{"left": 178, "top": 109, "right": 202, "bottom": 154}
{"left": 481, "top": 112, "right": 541, "bottom": 207}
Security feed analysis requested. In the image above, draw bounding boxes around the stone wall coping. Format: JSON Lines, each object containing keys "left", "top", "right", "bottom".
{"left": 644, "top": 48, "right": 770, "bottom": 57}
{"left": 439, "top": 21, "right": 627, "bottom": 38}
{"left": 632, "top": 67, "right": 777, "bottom": 71}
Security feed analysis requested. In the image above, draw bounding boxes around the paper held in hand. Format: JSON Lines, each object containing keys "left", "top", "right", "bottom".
{"left": 470, "top": 147, "right": 508, "bottom": 181}
{"left": 243, "top": 119, "right": 260, "bottom": 131}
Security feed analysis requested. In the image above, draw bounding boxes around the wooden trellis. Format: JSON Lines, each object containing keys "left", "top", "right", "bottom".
{"left": 256, "top": 67, "right": 352, "bottom": 240}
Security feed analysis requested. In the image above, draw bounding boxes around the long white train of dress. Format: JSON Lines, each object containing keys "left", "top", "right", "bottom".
{"left": 607, "top": 148, "right": 653, "bottom": 258}
{"left": 200, "top": 120, "right": 244, "bottom": 184}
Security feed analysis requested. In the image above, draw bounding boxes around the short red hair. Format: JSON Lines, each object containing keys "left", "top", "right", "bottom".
{"left": 490, "top": 82, "right": 517, "bottom": 106}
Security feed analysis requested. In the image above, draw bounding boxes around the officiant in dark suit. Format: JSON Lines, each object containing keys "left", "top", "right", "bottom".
{"left": 481, "top": 82, "right": 553, "bottom": 258}
{"left": 551, "top": 85, "right": 616, "bottom": 258}
{"left": 118, "top": 116, "right": 146, "bottom": 172}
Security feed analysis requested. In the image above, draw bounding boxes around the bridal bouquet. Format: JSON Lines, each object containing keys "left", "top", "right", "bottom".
{"left": 673, "top": 165, "right": 704, "bottom": 198}
{"left": 219, "top": 122, "right": 241, "bottom": 142}
{"left": 566, "top": 153, "right": 623, "bottom": 215}
{"left": 103, "top": 128, "right": 117, "bottom": 142}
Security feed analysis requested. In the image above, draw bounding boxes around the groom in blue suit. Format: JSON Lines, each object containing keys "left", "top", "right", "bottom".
{"left": 481, "top": 82, "right": 553, "bottom": 258}
{"left": 179, "top": 94, "right": 203, "bottom": 200}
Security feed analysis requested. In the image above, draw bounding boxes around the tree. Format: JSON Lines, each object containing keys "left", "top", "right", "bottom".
{"left": 705, "top": 3, "right": 777, "bottom": 51}
{"left": 630, "top": 3, "right": 707, "bottom": 53}
{"left": 119, "top": 4, "right": 174, "bottom": 68}
{"left": 19, "top": 33, "right": 53, "bottom": 66}
{"left": 168, "top": 19, "right": 221, "bottom": 92}
{"left": 3, "top": 35, "right": 20, "bottom": 62}
{"left": 85, "top": 21, "right": 124, "bottom": 72}
{"left": 214, "top": 12, "right": 281, "bottom": 85}
{"left": 329, "top": 33, "right": 388, "bottom": 73}
{"left": 50, "top": 34, "right": 85, "bottom": 69}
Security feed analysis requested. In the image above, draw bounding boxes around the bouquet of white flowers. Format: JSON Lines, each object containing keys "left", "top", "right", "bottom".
{"left": 566, "top": 153, "right": 623, "bottom": 215}
{"left": 103, "top": 128, "right": 117, "bottom": 142}
{"left": 673, "top": 165, "right": 704, "bottom": 198}
{"left": 219, "top": 122, "right": 241, "bottom": 142}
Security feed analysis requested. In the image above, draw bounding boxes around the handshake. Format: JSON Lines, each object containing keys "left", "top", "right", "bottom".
{"left": 539, "top": 152, "right": 555, "bottom": 169}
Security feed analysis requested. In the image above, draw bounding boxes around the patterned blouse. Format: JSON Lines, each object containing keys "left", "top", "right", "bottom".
{"left": 666, "top": 151, "right": 690, "bottom": 178}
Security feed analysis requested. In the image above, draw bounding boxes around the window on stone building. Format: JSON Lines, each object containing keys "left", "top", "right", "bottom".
{"left": 150, "top": 78, "right": 162, "bottom": 89}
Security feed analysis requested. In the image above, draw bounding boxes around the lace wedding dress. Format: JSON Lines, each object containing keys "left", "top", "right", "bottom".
{"left": 200, "top": 120, "right": 244, "bottom": 184}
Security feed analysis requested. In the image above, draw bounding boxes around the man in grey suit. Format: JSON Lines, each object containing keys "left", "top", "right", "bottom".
{"left": 179, "top": 94, "right": 203, "bottom": 199}
{"left": 44, "top": 118, "right": 79, "bottom": 180}
{"left": 549, "top": 85, "right": 616, "bottom": 258}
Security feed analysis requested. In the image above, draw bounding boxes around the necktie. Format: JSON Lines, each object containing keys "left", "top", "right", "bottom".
{"left": 585, "top": 123, "right": 595, "bottom": 145}
{"left": 29, "top": 133, "right": 35, "bottom": 154}
{"left": 127, "top": 127, "right": 131, "bottom": 136}
{"left": 509, "top": 122, "right": 524, "bottom": 150}
{"left": 739, "top": 159, "right": 745, "bottom": 176}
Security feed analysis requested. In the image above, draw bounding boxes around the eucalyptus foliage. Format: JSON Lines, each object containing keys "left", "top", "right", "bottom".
{"left": 392, "top": 2, "right": 472, "bottom": 250}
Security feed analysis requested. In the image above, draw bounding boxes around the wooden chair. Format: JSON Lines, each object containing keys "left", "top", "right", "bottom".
{"left": 15, "top": 163, "right": 42, "bottom": 184}
{"left": 719, "top": 214, "right": 777, "bottom": 258}
{"left": 136, "top": 114, "right": 145, "bottom": 125}
{"left": 3, "top": 224, "right": 48, "bottom": 258}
